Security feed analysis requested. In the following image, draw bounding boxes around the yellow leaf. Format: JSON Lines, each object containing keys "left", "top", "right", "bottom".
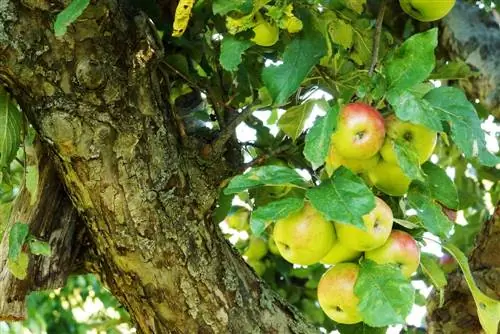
{"left": 172, "top": 0, "right": 195, "bottom": 37}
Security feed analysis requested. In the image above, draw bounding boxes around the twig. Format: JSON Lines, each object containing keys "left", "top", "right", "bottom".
{"left": 241, "top": 143, "right": 294, "bottom": 171}
{"left": 209, "top": 105, "right": 256, "bottom": 156}
{"left": 369, "top": 0, "right": 387, "bottom": 76}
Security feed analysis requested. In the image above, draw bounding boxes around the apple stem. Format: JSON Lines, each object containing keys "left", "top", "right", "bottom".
{"left": 369, "top": 0, "right": 387, "bottom": 76}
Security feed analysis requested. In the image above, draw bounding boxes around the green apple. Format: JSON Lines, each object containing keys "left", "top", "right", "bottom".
{"left": 273, "top": 203, "right": 335, "bottom": 265}
{"left": 225, "top": 206, "right": 250, "bottom": 231}
{"left": 380, "top": 115, "right": 437, "bottom": 165}
{"left": 268, "top": 234, "right": 281, "bottom": 255}
{"left": 335, "top": 197, "right": 393, "bottom": 251}
{"left": 321, "top": 228, "right": 362, "bottom": 265}
{"left": 367, "top": 160, "right": 411, "bottom": 196}
{"left": 331, "top": 103, "right": 386, "bottom": 160}
{"left": 317, "top": 263, "right": 362, "bottom": 324}
{"left": 399, "top": 0, "right": 456, "bottom": 22}
{"left": 251, "top": 12, "right": 279, "bottom": 46}
{"left": 325, "top": 143, "right": 380, "bottom": 176}
{"left": 247, "top": 259, "right": 266, "bottom": 276}
{"left": 365, "top": 230, "right": 420, "bottom": 278}
{"left": 243, "top": 236, "right": 268, "bottom": 260}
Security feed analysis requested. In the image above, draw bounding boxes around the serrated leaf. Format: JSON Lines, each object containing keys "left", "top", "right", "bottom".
{"left": 387, "top": 89, "right": 443, "bottom": 132}
{"left": 28, "top": 237, "right": 52, "bottom": 257}
{"left": 306, "top": 167, "right": 375, "bottom": 229}
{"left": 422, "top": 162, "right": 459, "bottom": 210}
{"left": 0, "top": 88, "right": 22, "bottom": 169}
{"left": 250, "top": 197, "right": 304, "bottom": 236}
{"left": 329, "top": 19, "right": 353, "bottom": 49}
{"left": 429, "top": 59, "right": 479, "bottom": 80}
{"left": 25, "top": 165, "right": 39, "bottom": 206}
{"left": 420, "top": 253, "right": 447, "bottom": 306}
{"left": 407, "top": 185, "right": 452, "bottom": 239}
{"left": 444, "top": 243, "right": 500, "bottom": 334}
{"left": 384, "top": 29, "right": 438, "bottom": 91}
{"left": 425, "top": 87, "right": 500, "bottom": 167}
{"left": 212, "top": 0, "right": 253, "bottom": 15}
{"left": 355, "top": 260, "right": 414, "bottom": 327}
{"left": 8, "top": 222, "right": 29, "bottom": 260}
{"left": 303, "top": 104, "right": 338, "bottom": 169}
{"left": 219, "top": 36, "right": 252, "bottom": 72}
{"left": 224, "top": 166, "right": 308, "bottom": 194}
{"left": 394, "top": 140, "right": 425, "bottom": 181}
{"left": 262, "top": 24, "right": 327, "bottom": 105}
{"left": 54, "top": 0, "right": 90, "bottom": 37}
{"left": 278, "top": 100, "right": 324, "bottom": 141}
{"left": 8, "top": 252, "right": 29, "bottom": 280}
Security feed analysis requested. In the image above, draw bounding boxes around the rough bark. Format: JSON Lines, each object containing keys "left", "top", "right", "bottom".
{"left": 0, "top": 144, "right": 88, "bottom": 321}
{"left": 0, "top": 1, "right": 314, "bottom": 332}
{"left": 426, "top": 206, "right": 500, "bottom": 333}
{"left": 441, "top": 2, "right": 500, "bottom": 117}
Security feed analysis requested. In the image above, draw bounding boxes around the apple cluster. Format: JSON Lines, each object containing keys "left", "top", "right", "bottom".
{"left": 271, "top": 198, "right": 420, "bottom": 324}
{"left": 326, "top": 102, "right": 437, "bottom": 196}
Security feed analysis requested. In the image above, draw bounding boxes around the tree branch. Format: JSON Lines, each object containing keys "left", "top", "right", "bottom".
{"left": 369, "top": 0, "right": 387, "bottom": 76}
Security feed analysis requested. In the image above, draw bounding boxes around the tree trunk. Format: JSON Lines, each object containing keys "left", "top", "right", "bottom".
{"left": 0, "top": 1, "right": 315, "bottom": 332}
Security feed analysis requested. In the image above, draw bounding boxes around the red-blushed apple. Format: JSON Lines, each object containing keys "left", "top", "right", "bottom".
{"left": 399, "top": 0, "right": 456, "bottom": 22}
{"left": 439, "top": 253, "right": 457, "bottom": 274}
{"left": 273, "top": 203, "right": 335, "bottom": 265}
{"left": 321, "top": 227, "right": 362, "bottom": 265}
{"left": 335, "top": 197, "right": 394, "bottom": 251}
{"left": 380, "top": 115, "right": 437, "bottom": 165}
{"left": 331, "top": 103, "right": 386, "bottom": 160}
{"left": 325, "top": 143, "right": 380, "bottom": 176}
{"left": 367, "top": 160, "right": 411, "bottom": 196}
{"left": 365, "top": 230, "right": 420, "bottom": 278}
{"left": 317, "top": 263, "right": 362, "bottom": 324}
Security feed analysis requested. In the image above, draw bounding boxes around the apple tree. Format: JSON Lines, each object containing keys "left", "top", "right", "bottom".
{"left": 0, "top": 0, "right": 499, "bottom": 333}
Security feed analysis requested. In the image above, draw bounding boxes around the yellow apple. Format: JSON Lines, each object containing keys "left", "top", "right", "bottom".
{"left": 335, "top": 197, "right": 393, "bottom": 251}
{"left": 399, "top": 0, "right": 456, "bottom": 22}
{"left": 365, "top": 230, "right": 420, "bottom": 278}
{"left": 321, "top": 228, "right": 362, "bottom": 265}
{"left": 317, "top": 263, "right": 362, "bottom": 324}
{"left": 247, "top": 259, "right": 266, "bottom": 276}
{"left": 331, "top": 103, "right": 386, "bottom": 160}
{"left": 251, "top": 12, "right": 279, "bottom": 47}
{"left": 325, "top": 143, "right": 380, "bottom": 176}
{"left": 225, "top": 206, "right": 250, "bottom": 231}
{"left": 367, "top": 160, "right": 411, "bottom": 196}
{"left": 268, "top": 234, "right": 281, "bottom": 255}
{"left": 243, "top": 236, "right": 268, "bottom": 260}
{"left": 273, "top": 203, "right": 335, "bottom": 265}
{"left": 380, "top": 115, "right": 437, "bottom": 165}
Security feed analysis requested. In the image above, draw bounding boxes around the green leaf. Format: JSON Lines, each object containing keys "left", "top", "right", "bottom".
{"left": 250, "top": 197, "right": 304, "bottom": 236}
{"left": 429, "top": 59, "right": 479, "bottom": 80}
{"left": 420, "top": 253, "right": 447, "bottom": 306}
{"left": 28, "top": 237, "right": 52, "bottom": 257}
{"left": 213, "top": 190, "right": 234, "bottom": 224}
{"left": 355, "top": 260, "right": 415, "bottom": 327}
{"left": 393, "top": 140, "right": 425, "bottom": 181}
{"left": 407, "top": 185, "right": 453, "bottom": 239}
{"left": 425, "top": 87, "right": 500, "bottom": 167}
{"left": 444, "top": 243, "right": 500, "bottom": 334}
{"left": 219, "top": 36, "right": 252, "bottom": 72}
{"left": 336, "top": 323, "right": 387, "bottom": 334}
{"left": 212, "top": 0, "right": 253, "bottom": 15}
{"left": 25, "top": 165, "right": 39, "bottom": 206}
{"left": 0, "top": 88, "right": 22, "bottom": 169}
{"left": 278, "top": 100, "right": 326, "bottom": 141}
{"left": 342, "top": 0, "right": 367, "bottom": 14}
{"left": 224, "top": 166, "right": 308, "bottom": 194}
{"left": 386, "top": 89, "right": 442, "bottom": 132}
{"left": 329, "top": 19, "right": 353, "bottom": 49}
{"left": 306, "top": 167, "right": 375, "bottom": 229}
{"left": 384, "top": 28, "right": 438, "bottom": 91}
{"left": 303, "top": 104, "right": 338, "bottom": 169}
{"left": 262, "top": 26, "right": 327, "bottom": 105}
{"left": 7, "top": 252, "right": 29, "bottom": 280}
{"left": 54, "top": 0, "right": 90, "bottom": 37}
{"left": 422, "top": 162, "right": 459, "bottom": 209}
{"left": 8, "top": 222, "right": 29, "bottom": 260}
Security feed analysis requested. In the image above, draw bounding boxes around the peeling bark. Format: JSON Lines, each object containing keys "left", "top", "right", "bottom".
{"left": 0, "top": 1, "right": 314, "bottom": 332}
